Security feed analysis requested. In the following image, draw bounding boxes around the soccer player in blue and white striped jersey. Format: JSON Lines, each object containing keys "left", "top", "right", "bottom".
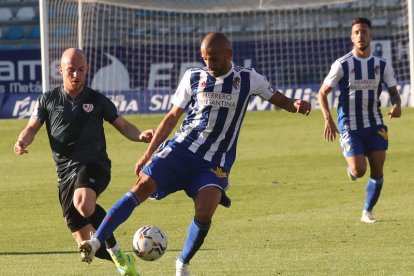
{"left": 79, "top": 32, "right": 311, "bottom": 275}
{"left": 318, "top": 17, "right": 401, "bottom": 223}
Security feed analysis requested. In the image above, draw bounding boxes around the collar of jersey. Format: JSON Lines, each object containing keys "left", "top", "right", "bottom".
{"left": 208, "top": 64, "right": 234, "bottom": 80}
{"left": 351, "top": 50, "right": 373, "bottom": 61}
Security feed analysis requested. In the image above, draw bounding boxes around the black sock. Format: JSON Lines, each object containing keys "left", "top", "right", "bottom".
{"left": 88, "top": 204, "right": 117, "bottom": 248}
{"left": 94, "top": 243, "right": 113, "bottom": 262}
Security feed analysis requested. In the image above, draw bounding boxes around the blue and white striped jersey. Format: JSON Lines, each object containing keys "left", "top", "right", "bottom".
{"left": 323, "top": 51, "right": 397, "bottom": 132}
{"left": 168, "top": 65, "right": 275, "bottom": 171}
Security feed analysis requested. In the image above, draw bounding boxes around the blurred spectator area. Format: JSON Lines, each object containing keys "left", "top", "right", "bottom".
{"left": 0, "top": 0, "right": 407, "bottom": 51}
{"left": 0, "top": 0, "right": 39, "bottom": 50}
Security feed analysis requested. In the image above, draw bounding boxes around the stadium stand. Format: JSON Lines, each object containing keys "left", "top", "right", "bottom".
{"left": 0, "top": 0, "right": 411, "bottom": 93}
{"left": 0, "top": 0, "right": 39, "bottom": 49}
{"left": 245, "top": 22, "right": 266, "bottom": 32}
{"left": 177, "top": 26, "right": 195, "bottom": 34}
{"left": 27, "top": 25, "right": 40, "bottom": 39}
{"left": 372, "top": 18, "right": 388, "bottom": 27}
{"left": 350, "top": 0, "right": 372, "bottom": 8}
{"left": 375, "top": 0, "right": 400, "bottom": 7}
{"left": 221, "top": 18, "right": 243, "bottom": 33}
{"left": 0, "top": 7, "right": 13, "bottom": 21}
{"left": 4, "top": 25, "right": 25, "bottom": 40}
{"left": 15, "top": 6, "right": 36, "bottom": 21}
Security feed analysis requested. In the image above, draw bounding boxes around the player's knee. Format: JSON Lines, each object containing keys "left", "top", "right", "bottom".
{"left": 350, "top": 165, "right": 367, "bottom": 178}
{"left": 132, "top": 175, "right": 157, "bottom": 200}
{"left": 74, "top": 200, "right": 95, "bottom": 218}
{"left": 194, "top": 208, "right": 215, "bottom": 223}
{"left": 194, "top": 213, "right": 213, "bottom": 224}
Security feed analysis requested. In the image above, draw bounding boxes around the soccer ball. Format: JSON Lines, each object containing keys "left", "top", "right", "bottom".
{"left": 132, "top": 225, "right": 168, "bottom": 261}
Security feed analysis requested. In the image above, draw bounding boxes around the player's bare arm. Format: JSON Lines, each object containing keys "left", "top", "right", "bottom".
{"left": 135, "top": 105, "right": 185, "bottom": 174}
{"left": 112, "top": 116, "right": 154, "bottom": 143}
{"left": 317, "top": 83, "right": 338, "bottom": 141}
{"left": 387, "top": 86, "right": 402, "bottom": 118}
{"left": 269, "top": 91, "right": 311, "bottom": 115}
{"left": 14, "top": 119, "right": 43, "bottom": 155}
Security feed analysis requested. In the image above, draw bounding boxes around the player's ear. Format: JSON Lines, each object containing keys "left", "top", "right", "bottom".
{"left": 58, "top": 64, "right": 63, "bottom": 75}
{"left": 227, "top": 48, "right": 233, "bottom": 59}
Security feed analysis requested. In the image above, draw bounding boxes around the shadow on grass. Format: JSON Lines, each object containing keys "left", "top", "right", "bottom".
{"left": 0, "top": 251, "right": 77, "bottom": 255}
{"left": 0, "top": 248, "right": 185, "bottom": 255}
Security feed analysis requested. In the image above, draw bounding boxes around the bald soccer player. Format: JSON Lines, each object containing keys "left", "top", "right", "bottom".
{"left": 79, "top": 33, "right": 311, "bottom": 276}
{"left": 14, "top": 48, "right": 153, "bottom": 276}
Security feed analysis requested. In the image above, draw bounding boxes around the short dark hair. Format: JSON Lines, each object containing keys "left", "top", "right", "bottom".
{"left": 351, "top": 17, "right": 372, "bottom": 29}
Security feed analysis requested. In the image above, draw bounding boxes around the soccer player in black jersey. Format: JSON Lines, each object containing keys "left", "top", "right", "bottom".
{"left": 14, "top": 48, "right": 152, "bottom": 276}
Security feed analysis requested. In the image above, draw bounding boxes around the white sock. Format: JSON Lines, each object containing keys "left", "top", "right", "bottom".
{"left": 106, "top": 243, "right": 121, "bottom": 255}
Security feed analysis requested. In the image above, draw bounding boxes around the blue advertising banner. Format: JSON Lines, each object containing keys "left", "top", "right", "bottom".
{"left": 1, "top": 82, "right": 411, "bottom": 118}
{"left": 0, "top": 36, "right": 411, "bottom": 118}
{"left": 1, "top": 37, "right": 411, "bottom": 94}
{"left": 0, "top": 49, "right": 42, "bottom": 94}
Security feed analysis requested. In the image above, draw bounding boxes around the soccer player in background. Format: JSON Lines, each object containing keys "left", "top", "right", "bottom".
{"left": 317, "top": 17, "right": 401, "bottom": 223}
{"left": 78, "top": 32, "right": 311, "bottom": 275}
{"left": 14, "top": 48, "right": 153, "bottom": 276}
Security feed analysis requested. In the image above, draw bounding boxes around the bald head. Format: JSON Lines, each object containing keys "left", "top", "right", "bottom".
{"left": 61, "top": 48, "right": 87, "bottom": 66}
{"left": 201, "top": 32, "right": 231, "bottom": 51}
{"left": 59, "top": 48, "right": 88, "bottom": 95}
{"left": 200, "top": 33, "right": 232, "bottom": 77}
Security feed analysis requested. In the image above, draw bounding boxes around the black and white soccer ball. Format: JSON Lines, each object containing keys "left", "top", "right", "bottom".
{"left": 132, "top": 225, "right": 168, "bottom": 261}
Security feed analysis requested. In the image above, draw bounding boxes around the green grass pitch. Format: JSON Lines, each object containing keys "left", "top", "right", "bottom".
{"left": 1, "top": 109, "right": 413, "bottom": 275}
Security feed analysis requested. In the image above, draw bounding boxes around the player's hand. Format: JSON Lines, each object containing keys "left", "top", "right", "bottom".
{"left": 294, "top": 100, "right": 311, "bottom": 115}
{"left": 14, "top": 140, "right": 28, "bottom": 155}
{"left": 387, "top": 104, "right": 401, "bottom": 118}
{"left": 135, "top": 154, "right": 151, "bottom": 176}
{"left": 139, "top": 129, "right": 154, "bottom": 143}
{"left": 324, "top": 118, "right": 339, "bottom": 142}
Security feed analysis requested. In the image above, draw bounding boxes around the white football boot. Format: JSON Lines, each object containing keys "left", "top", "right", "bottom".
{"left": 361, "top": 210, "right": 376, "bottom": 223}
{"left": 79, "top": 237, "right": 101, "bottom": 264}
{"left": 176, "top": 259, "right": 190, "bottom": 276}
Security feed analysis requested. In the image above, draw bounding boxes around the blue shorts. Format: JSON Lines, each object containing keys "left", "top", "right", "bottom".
{"left": 141, "top": 143, "right": 231, "bottom": 207}
{"left": 339, "top": 125, "right": 388, "bottom": 157}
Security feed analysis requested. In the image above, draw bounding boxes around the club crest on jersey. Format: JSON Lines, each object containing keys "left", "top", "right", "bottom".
{"left": 55, "top": 105, "right": 64, "bottom": 112}
{"left": 200, "top": 81, "right": 206, "bottom": 89}
{"left": 210, "top": 167, "right": 228, "bottom": 179}
{"left": 83, "top": 104, "right": 94, "bottom": 113}
{"left": 232, "top": 77, "right": 240, "bottom": 89}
